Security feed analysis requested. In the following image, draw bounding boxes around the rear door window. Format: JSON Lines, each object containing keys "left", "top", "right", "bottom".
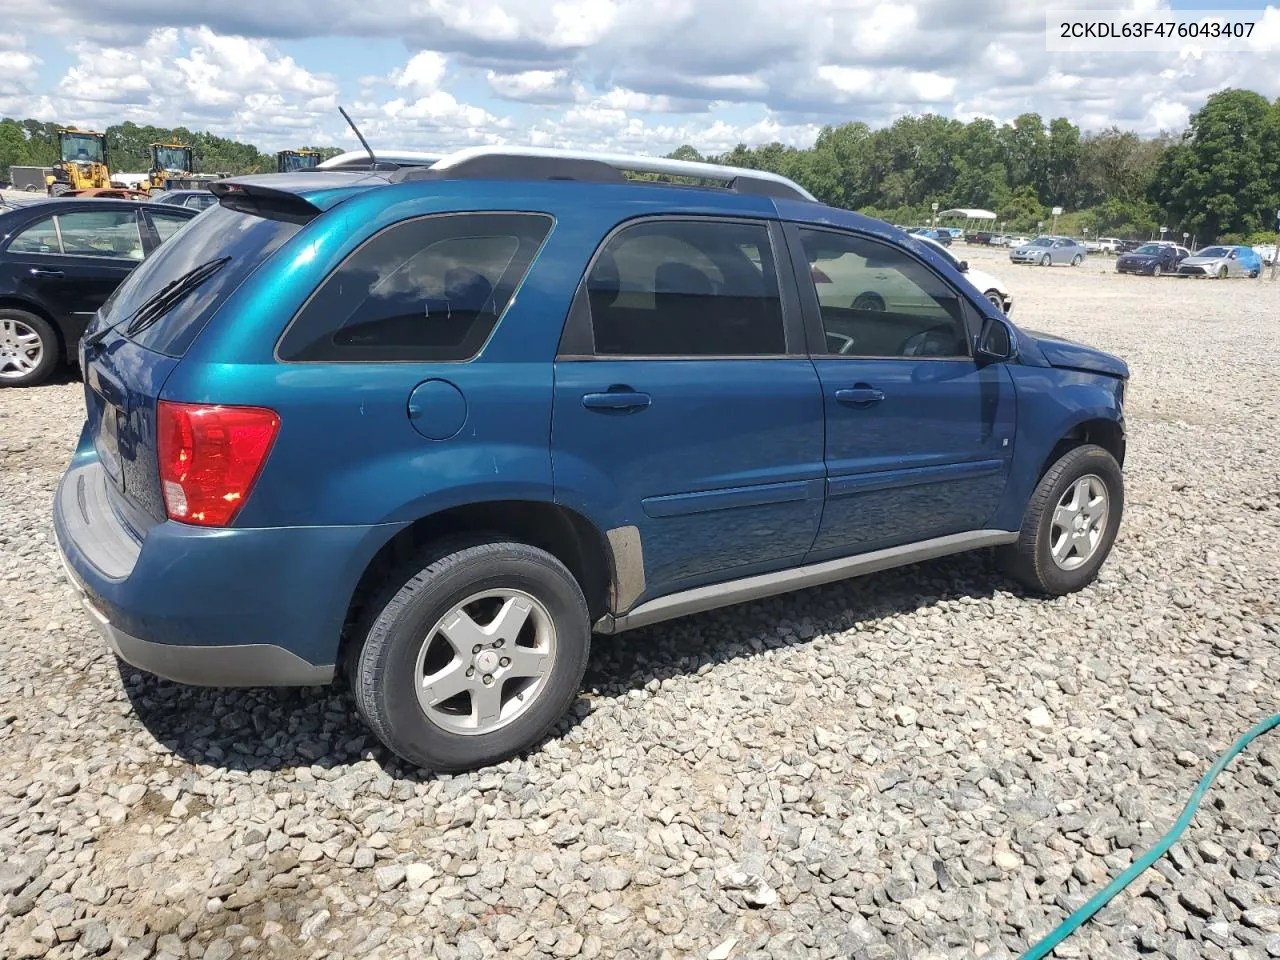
{"left": 148, "top": 209, "right": 194, "bottom": 243}
{"left": 102, "top": 202, "right": 304, "bottom": 357}
{"left": 276, "top": 213, "right": 553, "bottom": 362}
{"left": 57, "top": 211, "right": 144, "bottom": 260}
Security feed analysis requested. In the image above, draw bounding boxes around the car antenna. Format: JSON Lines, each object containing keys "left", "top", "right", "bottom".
{"left": 338, "top": 106, "right": 394, "bottom": 169}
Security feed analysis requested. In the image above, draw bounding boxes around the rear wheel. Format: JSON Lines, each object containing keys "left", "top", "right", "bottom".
{"left": 0, "top": 309, "right": 58, "bottom": 388}
{"left": 350, "top": 539, "right": 591, "bottom": 772}
{"left": 999, "top": 443, "right": 1123, "bottom": 596}
{"left": 983, "top": 289, "right": 1005, "bottom": 311}
{"left": 1071, "top": 254, "right": 1083, "bottom": 266}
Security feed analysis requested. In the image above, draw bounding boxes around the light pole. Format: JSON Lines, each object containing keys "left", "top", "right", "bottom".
{"left": 931, "top": 201, "right": 938, "bottom": 229}
{"left": 1159, "top": 225, "right": 1168, "bottom": 243}
{"left": 1051, "top": 206, "right": 1063, "bottom": 236}
{"left": 1182, "top": 232, "right": 1189, "bottom": 252}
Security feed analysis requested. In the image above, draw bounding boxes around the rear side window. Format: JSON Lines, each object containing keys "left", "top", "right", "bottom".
{"left": 149, "top": 209, "right": 194, "bottom": 242}
{"left": 58, "top": 211, "right": 144, "bottom": 260}
{"left": 277, "top": 213, "right": 552, "bottom": 362}
{"left": 102, "top": 203, "right": 304, "bottom": 357}
{"left": 585, "top": 219, "right": 785, "bottom": 356}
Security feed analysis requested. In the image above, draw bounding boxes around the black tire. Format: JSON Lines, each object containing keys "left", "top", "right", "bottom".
{"left": 851, "top": 292, "right": 885, "bottom": 311}
{"left": 1151, "top": 263, "right": 1162, "bottom": 277}
{"left": 0, "top": 308, "right": 59, "bottom": 388}
{"left": 1071, "top": 254, "right": 1083, "bottom": 266}
{"left": 48, "top": 183, "right": 69, "bottom": 197}
{"left": 1217, "top": 266, "right": 1228, "bottom": 279}
{"left": 350, "top": 539, "right": 590, "bottom": 772}
{"left": 998, "top": 443, "right": 1123, "bottom": 596}
{"left": 983, "top": 289, "right": 1004, "bottom": 311}
{"left": 1040, "top": 254, "right": 1052, "bottom": 267}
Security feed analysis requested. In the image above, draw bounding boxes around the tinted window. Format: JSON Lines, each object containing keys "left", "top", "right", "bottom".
{"left": 57, "top": 211, "right": 143, "bottom": 260}
{"left": 278, "top": 213, "right": 552, "bottom": 362}
{"left": 797, "top": 228, "right": 970, "bottom": 359}
{"left": 7, "top": 216, "right": 60, "bottom": 254}
{"left": 187, "top": 194, "right": 216, "bottom": 210}
{"left": 586, "top": 219, "right": 784, "bottom": 356}
{"left": 101, "top": 202, "right": 303, "bottom": 357}
{"left": 149, "top": 210, "right": 194, "bottom": 243}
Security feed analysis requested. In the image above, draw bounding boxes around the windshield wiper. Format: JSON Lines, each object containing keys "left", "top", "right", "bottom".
{"left": 84, "top": 257, "right": 230, "bottom": 349}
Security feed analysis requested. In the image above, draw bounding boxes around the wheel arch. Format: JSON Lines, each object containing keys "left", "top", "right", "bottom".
{"left": 1039, "top": 416, "right": 1126, "bottom": 480}
{"left": 339, "top": 499, "right": 616, "bottom": 668}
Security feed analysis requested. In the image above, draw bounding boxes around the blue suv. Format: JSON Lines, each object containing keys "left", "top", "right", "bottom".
{"left": 54, "top": 147, "right": 1129, "bottom": 771}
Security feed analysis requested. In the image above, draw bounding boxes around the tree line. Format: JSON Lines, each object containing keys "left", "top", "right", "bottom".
{"left": 3, "top": 87, "right": 1277, "bottom": 242}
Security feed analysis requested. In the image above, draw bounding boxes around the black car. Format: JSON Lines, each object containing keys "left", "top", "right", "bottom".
{"left": 150, "top": 189, "right": 217, "bottom": 211}
{"left": 1115, "top": 242, "right": 1190, "bottom": 277}
{"left": 0, "top": 198, "right": 199, "bottom": 387}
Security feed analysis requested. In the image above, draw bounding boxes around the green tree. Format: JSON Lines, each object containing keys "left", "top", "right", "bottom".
{"left": 1149, "top": 88, "right": 1280, "bottom": 239}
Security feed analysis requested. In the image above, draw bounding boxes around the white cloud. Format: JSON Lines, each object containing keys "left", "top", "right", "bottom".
{"left": 3, "top": 0, "right": 1280, "bottom": 160}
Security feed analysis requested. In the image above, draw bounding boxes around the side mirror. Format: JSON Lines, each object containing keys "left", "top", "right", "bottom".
{"left": 958, "top": 260, "right": 969, "bottom": 273}
{"left": 976, "top": 315, "right": 1014, "bottom": 362}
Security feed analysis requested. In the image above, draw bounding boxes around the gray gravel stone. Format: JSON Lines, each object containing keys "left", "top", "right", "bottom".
{"left": 2, "top": 267, "right": 1280, "bottom": 960}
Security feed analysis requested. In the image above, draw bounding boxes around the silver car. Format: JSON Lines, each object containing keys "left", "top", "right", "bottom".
{"left": 1175, "top": 245, "right": 1251, "bottom": 278}
{"left": 1010, "top": 235, "right": 1087, "bottom": 266}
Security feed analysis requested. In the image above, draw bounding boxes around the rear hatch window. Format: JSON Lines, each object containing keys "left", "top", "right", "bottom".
{"left": 97, "top": 202, "right": 304, "bottom": 357}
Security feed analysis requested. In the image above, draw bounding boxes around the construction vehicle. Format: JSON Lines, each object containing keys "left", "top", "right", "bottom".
{"left": 141, "top": 142, "right": 196, "bottom": 193}
{"left": 277, "top": 149, "right": 322, "bottom": 173}
{"left": 46, "top": 129, "right": 112, "bottom": 196}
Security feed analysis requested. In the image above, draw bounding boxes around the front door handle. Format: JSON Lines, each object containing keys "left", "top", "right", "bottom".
{"left": 582, "top": 390, "right": 651, "bottom": 411}
{"left": 835, "top": 386, "right": 885, "bottom": 406}
{"left": 29, "top": 267, "right": 64, "bottom": 278}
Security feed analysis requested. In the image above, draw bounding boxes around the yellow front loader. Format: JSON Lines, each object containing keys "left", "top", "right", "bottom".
{"left": 46, "top": 129, "right": 112, "bottom": 196}
{"left": 142, "top": 143, "right": 196, "bottom": 193}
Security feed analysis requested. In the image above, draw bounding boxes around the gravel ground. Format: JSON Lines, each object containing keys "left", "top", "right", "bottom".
{"left": 1, "top": 255, "right": 1278, "bottom": 960}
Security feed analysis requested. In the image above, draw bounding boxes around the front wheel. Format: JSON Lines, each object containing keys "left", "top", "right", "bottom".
{"left": 48, "top": 183, "right": 69, "bottom": 197}
{"left": 1040, "top": 254, "right": 1052, "bottom": 267}
{"left": 1217, "top": 266, "right": 1228, "bottom": 279}
{"left": 999, "top": 444, "right": 1123, "bottom": 596}
{"left": 350, "top": 539, "right": 591, "bottom": 772}
{"left": 1151, "top": 263, "right": 1162, "bottom": 277}
{"left": 983, "top": 290, "right": 1005, "bottom": 311}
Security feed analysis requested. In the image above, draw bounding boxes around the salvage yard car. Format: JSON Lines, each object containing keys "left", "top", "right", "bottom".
{"left": 1010, "top": 235, "right": 1086, "bottom": 266}
{"left": 0, "top": 198, "right": 198, "bottom": 386}
{"left": 54, "top": 148, "right": 1129, "bottom": 772}
{"left": 1115, "top": 241, "right": 1189, "bottom": 276}
{"left": 1176, "top": 244, "right": 1262, "bottom": 278}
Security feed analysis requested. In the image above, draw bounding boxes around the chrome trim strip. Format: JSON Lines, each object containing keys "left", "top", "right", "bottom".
{"left": 596, "top": 529, "right": 1017, "bottom": 633}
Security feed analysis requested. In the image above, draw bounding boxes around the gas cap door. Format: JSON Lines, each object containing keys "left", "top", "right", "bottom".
{"left": 407, "top": 378, "right": 468, "bottom": 440}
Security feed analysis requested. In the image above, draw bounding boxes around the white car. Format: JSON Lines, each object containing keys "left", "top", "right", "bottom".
{"left": 918, "top": 235, "right": 1013, "bottom": 313}
{"left": 1253, "top": 243, "right": 1276, "bottom": 266}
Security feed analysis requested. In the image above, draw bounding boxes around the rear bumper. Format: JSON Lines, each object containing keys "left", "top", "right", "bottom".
{"left": 53, "top": 452, "right": 405, "bottom": 687}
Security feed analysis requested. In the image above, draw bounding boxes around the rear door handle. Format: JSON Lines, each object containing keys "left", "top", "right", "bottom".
{"left": 29, "top": 267, "right": 64, "bottom": 278}
{"left": 582, "top": 391, "right": 651, "bottom": 411}
{"left": 835, "top": 386, "right": 885, "bottom": 406}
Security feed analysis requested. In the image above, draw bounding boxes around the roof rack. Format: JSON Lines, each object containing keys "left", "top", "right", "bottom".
{"left": 390, "top": 145, "right": 817, "bottom": 202}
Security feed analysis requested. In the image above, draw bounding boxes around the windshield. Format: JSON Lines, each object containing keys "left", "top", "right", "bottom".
{"left": 282, "top": 152, "right": 319, "bottom": 172}
{"left": 1198, "top": 246, "right": 1229, "bottom": 257}
{"left": 1135, "top": 244, "right": 1164, "bottom": 254}
{"left": 1029, "top": 237, "right": 1053, "bottom": 247}
{"left": 99, "top": 203, "right": 305, "bottom": 357}
{"left": 61, "top": 134, "right": 104, "bottom": 164}
{"left": 153, "top": 147, "right": 190, "bottom": 173}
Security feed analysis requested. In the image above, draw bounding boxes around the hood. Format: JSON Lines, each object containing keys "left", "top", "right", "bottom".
{"left": 1020, "top": 328, "right": 1130, "bottom": 379}
{"left": 1181, "top": 255, "right": 1224, "bottom": 266}
{"left": 1119, "top": 252, "right": 1156, "bottom": 261}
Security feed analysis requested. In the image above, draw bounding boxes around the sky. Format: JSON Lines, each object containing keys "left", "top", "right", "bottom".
{"left": 0, "top": 0, "right": 1277, "bottom": 159}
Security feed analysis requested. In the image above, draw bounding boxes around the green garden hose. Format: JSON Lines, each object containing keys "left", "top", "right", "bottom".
{"left": 1020, "top": 712, "right": 1280, "bottom": 960}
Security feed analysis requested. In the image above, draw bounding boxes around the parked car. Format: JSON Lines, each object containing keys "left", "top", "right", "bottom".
{"left": 1252, "top": 243, "right": 1276, "bottom": 266}
{"left": 936, "top": 227, "right": 964, "bottom": 239}
{"left": 916, "top": 234, "right": 1013, "bottom": 313}
{"left": 911, "top": 227, "right": 952, "bottom": 246}
{"left": 1010, "top": 236, "right": 1086, "bottom": 266}
{"left": 1176, "top": 244, "right": 1262, "bottom": 278}
{"left": 964, "top": 230, "right": 995, "bottom": 245}
{"left": 1093, "top": 237, "right": 1122, "bottom": 255}
{"left": 151, "top": 189, "right": 217, "bottom": 212}
{"left": 1115, "top": 242, "right": 1189, "bottom": 276}
{"left": 0, "top": 198, "right": 198, "bottom": 386}
{"left": 53, "top": 147, "right": 1129, "bottom": 772}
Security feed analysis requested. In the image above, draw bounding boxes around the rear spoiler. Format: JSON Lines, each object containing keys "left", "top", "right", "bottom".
{"left": 209, "top": 181, "right": 321, "bottom": 223}
{"left": 209, "top": 171, "right": 386, "bottom": 220}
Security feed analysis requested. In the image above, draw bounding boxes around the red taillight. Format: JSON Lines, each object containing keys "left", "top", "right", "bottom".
{"left": 156, "top": 401, "right": 280, "bottom": 527}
